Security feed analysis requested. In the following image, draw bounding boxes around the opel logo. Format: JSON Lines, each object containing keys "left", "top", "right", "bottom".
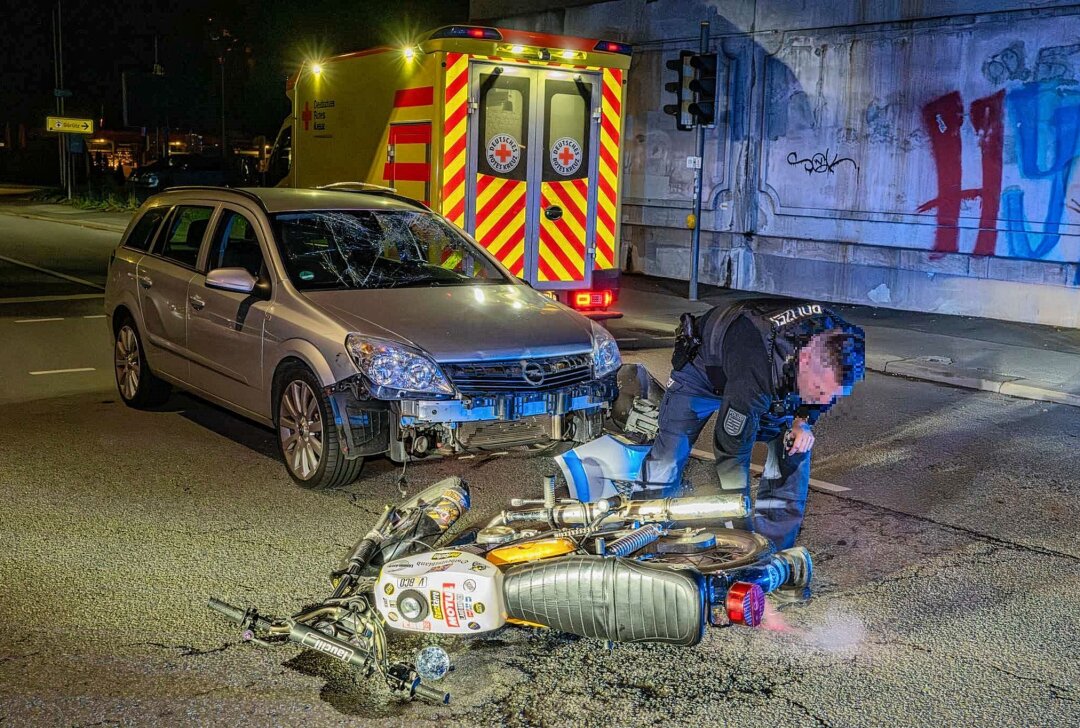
{"left": 522, "top": 361, "right": 546, "bottom": 386}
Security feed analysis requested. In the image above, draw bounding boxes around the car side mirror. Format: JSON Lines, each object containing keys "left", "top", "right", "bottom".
{"left": 206, "top": 267, "right": 257, "bottom": 294}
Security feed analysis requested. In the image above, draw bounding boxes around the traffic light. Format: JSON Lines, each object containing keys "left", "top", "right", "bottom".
{"left": 663, "top": 51, "right": 694, "bottom": 132}
{"left": 688, "top": 53, "right": 718, "bottom": 127}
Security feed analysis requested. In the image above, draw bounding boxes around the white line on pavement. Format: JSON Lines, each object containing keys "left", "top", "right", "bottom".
{"left": 83, "top": 314, "right": 106, "bottom": 319}
{"left": 690, "top": 447, "right": 851, "bottom": 493}
{"left": 28, "top": 367, "right": 97, "bottom": 376}
{"left": 0, "top": 293, "right": 104, "bottom": 304}
{"left": 0, "top": 254, "right": 105, "bottom": 290}
{"left": 15, "top": 317, "right": 64, "bottom": 323}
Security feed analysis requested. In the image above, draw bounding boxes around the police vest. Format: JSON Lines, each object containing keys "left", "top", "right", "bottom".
{"left": 698, "top": 298, "right": 847, "bottom": 416}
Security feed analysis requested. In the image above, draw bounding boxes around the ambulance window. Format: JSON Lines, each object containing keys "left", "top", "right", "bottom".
{"left": 477, "top": 73, "right": 529, "bottom": 182}
{"left": 544, "top": 79, "right": 592, "bottom": 182}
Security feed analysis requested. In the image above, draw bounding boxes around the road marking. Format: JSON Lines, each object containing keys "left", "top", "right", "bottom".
{"left": 15, "top": 317, "right": 64, "bottom": 323}
{"left": 0, "top": 293, "right": 104, "bottom": 304}
{"left": 83, "top": 314, "right": 107, "bottom": 319}
{"left": 29, "top": 367, "right": 97, "bottom": 376}
{"left": 0, "top": 253, "right": 105, "bottom": 290}
{"left": 690, "top": 447, "right": 851, "bottom": 493}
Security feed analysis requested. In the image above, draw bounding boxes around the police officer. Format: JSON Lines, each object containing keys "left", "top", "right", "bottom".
{"left": 641, "top": 298, "right": 865, "bottom": 549}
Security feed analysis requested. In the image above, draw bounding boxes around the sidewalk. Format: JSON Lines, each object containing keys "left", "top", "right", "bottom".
{"left": 617, "top": 274, "right": 1080, "bottom": 408}
{"left": 0, "top": 201, "right": 131, "bottom": 233}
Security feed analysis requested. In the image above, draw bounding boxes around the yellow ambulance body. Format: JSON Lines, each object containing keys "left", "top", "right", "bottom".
{"left": 267, "top": 25, "right": 631, "bottom": 314}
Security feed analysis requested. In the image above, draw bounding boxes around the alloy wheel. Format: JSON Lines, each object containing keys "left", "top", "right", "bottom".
{"left": 115, "top": 325, "right": 141, "bottom": 400}
{"left": 279, "top": 380, "right": 324, "bottom": 480}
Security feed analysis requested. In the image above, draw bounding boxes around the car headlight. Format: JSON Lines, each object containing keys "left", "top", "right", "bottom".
{"left": 145, "top": 173, "right": 159, "bottom": 187}
{"left": 591, "top": 322, "right": 621, "bottom": 378}
{"left": 345, "top": 334, "right": 454, "bottom": 397}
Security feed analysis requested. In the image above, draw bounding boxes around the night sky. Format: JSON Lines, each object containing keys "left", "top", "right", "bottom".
{"left": 3, "top": 0, "right": 470, "bottom": 139}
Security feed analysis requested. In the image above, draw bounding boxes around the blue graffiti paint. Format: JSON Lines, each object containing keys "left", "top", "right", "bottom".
{"left": 1000, "top": 83, "right": 1080, "bottom": 271}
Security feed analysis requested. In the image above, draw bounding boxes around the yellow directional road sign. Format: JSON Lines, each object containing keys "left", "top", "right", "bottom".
{"left": 46, "top": 116, "right": 94, "bottom": 134}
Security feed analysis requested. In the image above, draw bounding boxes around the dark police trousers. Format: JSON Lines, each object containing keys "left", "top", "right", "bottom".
{"left": 642, "top": 367, "right": 812, "bottom": 550}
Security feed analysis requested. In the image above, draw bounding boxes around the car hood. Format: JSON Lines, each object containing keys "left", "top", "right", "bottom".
{"left": 303, "top": 284, "right": 596, "bottom": 361}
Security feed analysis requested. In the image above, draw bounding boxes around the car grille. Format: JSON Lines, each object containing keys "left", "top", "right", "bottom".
{"left": 443, "top": 353, "right": 594, "bottom": 394}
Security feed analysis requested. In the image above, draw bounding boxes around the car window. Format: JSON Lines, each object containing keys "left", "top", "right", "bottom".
{"left": 124, "top": 206, "right": 169, "bottom": 252}
{"left": 271, "top": 210, "right": 511, "bottom": 290}
{"left": 159, "top": 206, "right": 213, "bottom": 268}
{"left": 208, "top": 209, "right": 263, "bottom": 277}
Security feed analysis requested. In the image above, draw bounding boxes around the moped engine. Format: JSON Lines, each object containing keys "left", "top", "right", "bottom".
{"left": 375, "top": 550, "right": 506, "bottom": 635}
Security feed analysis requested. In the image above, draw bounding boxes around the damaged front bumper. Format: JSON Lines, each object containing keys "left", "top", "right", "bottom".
{"left": 324, "top": 374, "right": 618, "bottom": 462}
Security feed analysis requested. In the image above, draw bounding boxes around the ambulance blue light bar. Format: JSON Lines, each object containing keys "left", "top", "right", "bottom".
{"left": 593, "top": 40, "right": 632, "bottom": 55}
{"left": 430, "top": 26, "right": 503, "bottom": 41}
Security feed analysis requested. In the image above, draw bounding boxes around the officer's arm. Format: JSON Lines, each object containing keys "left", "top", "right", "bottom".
{"left": 710, "top": 319, "right": 773, "bottom": 490}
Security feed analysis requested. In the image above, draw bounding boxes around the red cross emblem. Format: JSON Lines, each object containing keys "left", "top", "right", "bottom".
{"left": 487, "top": 134, "right": 520, "bottom": 172}
{"left": 550, "top": 137, "right": 582, "bottom": 176}
{"left": 301, "top": 102, "right": 312, "bottom": 131}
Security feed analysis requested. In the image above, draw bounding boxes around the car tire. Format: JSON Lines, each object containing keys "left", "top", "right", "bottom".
{"left": 274, "top": 363, "right": 364, "bottom": 489}
{"left": 114, "top": 317, "right": 171, "bottom": 409}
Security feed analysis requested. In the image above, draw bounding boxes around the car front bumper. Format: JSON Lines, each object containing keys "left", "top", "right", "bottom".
{"left": 326, "top": 374, "right": 618, "bottom": 460}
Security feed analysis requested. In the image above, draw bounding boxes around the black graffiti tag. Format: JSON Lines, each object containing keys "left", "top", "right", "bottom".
{"left": 786, "top": 149, "right": 859, "bottom": 176}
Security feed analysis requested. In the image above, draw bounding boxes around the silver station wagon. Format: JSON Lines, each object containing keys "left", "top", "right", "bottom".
{"left": 104, "top": 187, "right": 621, "bottom": 488}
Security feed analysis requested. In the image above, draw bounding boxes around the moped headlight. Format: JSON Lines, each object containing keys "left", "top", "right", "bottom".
{"left": 346, "top": 335, "right": 454, "bottom": 396}
{"left": 591, "top": 322, "right": 621, "bottom": 378}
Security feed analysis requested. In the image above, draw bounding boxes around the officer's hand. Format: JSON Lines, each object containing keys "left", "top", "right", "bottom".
{"left": 787, "top": 420, "right": 815, "bottom": 455}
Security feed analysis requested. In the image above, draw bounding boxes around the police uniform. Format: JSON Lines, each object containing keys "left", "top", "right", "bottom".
{"left": 642, "top": 298, "right": 864, "bottom": 549}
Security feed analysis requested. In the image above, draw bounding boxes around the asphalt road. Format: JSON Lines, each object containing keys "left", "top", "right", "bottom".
{"left": 0, "top": 213, "right": 1078, "bottom": 726}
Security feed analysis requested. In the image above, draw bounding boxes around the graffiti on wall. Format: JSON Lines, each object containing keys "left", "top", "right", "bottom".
{"left": 918, "top": 42, "right": 1080, "bottom": 281}
{"left": 786, "top": 149, "right": 859, "bottom": 176}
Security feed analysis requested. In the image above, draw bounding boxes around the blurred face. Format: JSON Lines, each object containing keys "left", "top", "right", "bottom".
{"left": 796, "top": 333, "right": 844, "bottom": 405}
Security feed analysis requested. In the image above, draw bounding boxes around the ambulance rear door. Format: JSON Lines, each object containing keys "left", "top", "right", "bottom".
{"left": 465, "top": 63, "right": 600, "bottom": 291}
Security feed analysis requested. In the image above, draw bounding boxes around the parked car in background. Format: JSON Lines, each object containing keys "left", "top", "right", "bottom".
{"left": 128, "top": 154, "right": 227, "bottom": 201}
{"left": 104, "top": 186, "right": 621, "bottom": 488}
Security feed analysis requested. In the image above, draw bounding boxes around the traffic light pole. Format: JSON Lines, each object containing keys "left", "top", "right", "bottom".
{"left": 688, "top": 20, "right": 709, "bottom": 301}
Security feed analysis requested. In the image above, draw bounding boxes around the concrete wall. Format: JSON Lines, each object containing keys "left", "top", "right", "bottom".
{"left": 470, "top": 0, "right": 1080, "bottom": 326}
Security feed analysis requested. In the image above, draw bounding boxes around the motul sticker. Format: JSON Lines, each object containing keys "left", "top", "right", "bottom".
{"left": 442, "top": 583, "right": 460, "bottom": 628}
{"left": 486, "top": 134, "right": 521, "bottom": 174}
{"left": 550, "top": 137, "right": 582, "bottom": 176}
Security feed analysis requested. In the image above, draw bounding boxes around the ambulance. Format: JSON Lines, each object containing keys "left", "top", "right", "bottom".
{"left": 262, "top": 25, "right": 631, "bottom": 317}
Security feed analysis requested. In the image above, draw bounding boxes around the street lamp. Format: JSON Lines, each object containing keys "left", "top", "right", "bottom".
{"left": 208, "top": 20, "right": 238, "bottom": 164}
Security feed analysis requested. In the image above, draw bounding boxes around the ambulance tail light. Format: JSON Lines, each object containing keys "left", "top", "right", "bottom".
{"left": 594, "top": 40, "right": 633, "bottom": 55}
{"left": 572, "top": 290, "right": 615, "bottom": 310}
{"left": 430, "top": 25, "right": 503, "bottom": 41}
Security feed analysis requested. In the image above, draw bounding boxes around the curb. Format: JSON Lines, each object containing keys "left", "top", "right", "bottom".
{"left": 0, "top": 209, "right": 128, "bottom": 234}
{"left": 879, "top": 358, "right": 1080, "bottom": 408}
{"left": 623, "top": 314, "right": 1080, "bottom": 410}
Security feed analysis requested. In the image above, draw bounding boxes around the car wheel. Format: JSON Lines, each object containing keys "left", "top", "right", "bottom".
{"left": 274, "top": 364, "right": 364, "bottom": 489}
{"left": 114, "top": 318, "right": 170, "bottom": 408}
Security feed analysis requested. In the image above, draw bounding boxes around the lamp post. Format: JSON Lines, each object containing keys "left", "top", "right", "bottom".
{"left": 208, "top": 21, "right": 237, "bottom": 166}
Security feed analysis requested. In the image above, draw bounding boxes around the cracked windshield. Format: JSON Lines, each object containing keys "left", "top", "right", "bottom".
{"left": 272, "top": 210, "right": 509, "bottom": 290}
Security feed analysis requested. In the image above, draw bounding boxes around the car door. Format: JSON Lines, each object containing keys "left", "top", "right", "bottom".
{"left": 135, "top": 204, "right": 214, "bottom": 382}
{"left": 466, "top": 63, "right": 600, "bottom": 288}
{"left": 185, "top": 205, "right": 273, "bottom": 416}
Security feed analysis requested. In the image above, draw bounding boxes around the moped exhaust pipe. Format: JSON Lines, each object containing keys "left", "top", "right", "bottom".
{"left": 489, "top": 492, "right": 749, "bottom": 530}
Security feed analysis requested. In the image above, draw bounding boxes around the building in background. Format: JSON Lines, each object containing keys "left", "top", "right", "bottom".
{"left": 472, "top": 0, "right": 1080, "bottom": 326}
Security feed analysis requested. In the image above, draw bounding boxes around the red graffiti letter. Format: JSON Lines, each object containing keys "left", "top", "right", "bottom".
{"left": 917, "top": 90, "right": 1004, "bottom": 257}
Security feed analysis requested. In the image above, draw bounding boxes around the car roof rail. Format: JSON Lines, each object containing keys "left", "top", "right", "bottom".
{"left": 311, "top": 182, "right": 431, "bottom": 211}
{"left": 162, "top": 185, "right": 269, "bottom": 213}
{"left": 317, "top": 181, "right": 397, "bottom": 193}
